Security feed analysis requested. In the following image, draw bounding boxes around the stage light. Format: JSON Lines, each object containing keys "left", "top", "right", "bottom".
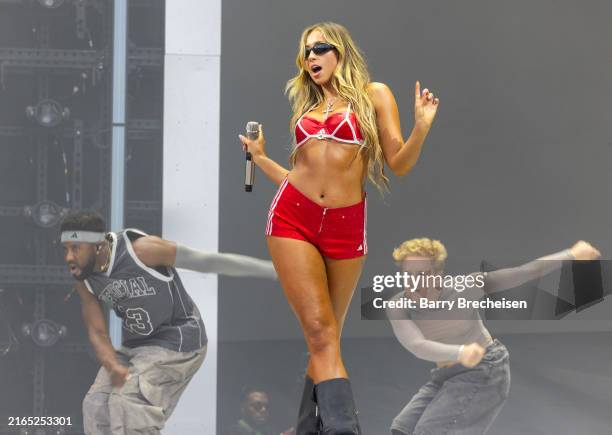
{"left": 25, "top": 99, "right": 70, "bottom": 128}
{"left": 22, "top": 319, "right": 67, "bottom": 347}
{"left": 37, "top": 0, "right": 65, "bottom": 9}
{"left": 24, "top": 200, "right": 68, "bottom": 228}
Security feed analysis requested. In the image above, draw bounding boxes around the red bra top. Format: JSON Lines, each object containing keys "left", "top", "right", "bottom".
{"left": 294, "top": 103, "right": 364, "bottom": 148}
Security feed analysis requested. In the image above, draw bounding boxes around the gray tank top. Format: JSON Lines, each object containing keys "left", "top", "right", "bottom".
{"left": 84, "top": 229, "right": 206, "bottom": 352}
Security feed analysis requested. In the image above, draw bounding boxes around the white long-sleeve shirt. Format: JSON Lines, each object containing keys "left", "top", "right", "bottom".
{"left": 387, "top": 250, "right": 573, "bottom": 362}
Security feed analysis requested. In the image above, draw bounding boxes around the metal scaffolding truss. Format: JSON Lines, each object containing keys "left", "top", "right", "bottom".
{"left": 0, "top": 47, "right": 105, "bottom": 71}
{"left": 0, "top": 2, "right": 163, "bottom": 429}
{"left": 0, "top": 0, "right": 106, "bottom": 8}
{"left": 0, "top": 47, "right": 162, "bottom": 85}
{"left": 0, "top": 265, "right": 72, "bottom": 286}
{"left": 0, "top": 200, "right": 161, "bottom": 221}
{"left": 0, "top": 118, "right": 162, "bottom": 141}
{"left": 0, "top": 125, "right": 25, "bottom": 136}
{"left": 125, "top": 199, "right": 162, "bottom": 220}
{"left": 0, "top": 47, "right": 163, "bottom": 69}
{"left": 126, "top": 47, "right": 163, "bottom": 68}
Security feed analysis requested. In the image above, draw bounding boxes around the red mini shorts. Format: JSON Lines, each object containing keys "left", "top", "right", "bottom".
{"left": 265, "top": 178, "right": 367, "bottom": 260}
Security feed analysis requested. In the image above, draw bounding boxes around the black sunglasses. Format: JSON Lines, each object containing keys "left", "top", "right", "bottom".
{"left": 304, "top": 42, "right": 336, "bottom": 58}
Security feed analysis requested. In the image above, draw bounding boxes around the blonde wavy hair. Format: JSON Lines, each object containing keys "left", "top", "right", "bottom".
{"left": 285, "top": 22, "right": 389, "bottom": 192}
{"left": 392, "top": 238, "right": 448, "bottom": 270}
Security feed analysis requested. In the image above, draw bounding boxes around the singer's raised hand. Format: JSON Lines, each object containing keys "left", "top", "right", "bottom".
{"left": 414, "top": 81, "right": 439, "bottom": 131}
{"left": 239, "top": 124, "right": 266, "bottom": 157}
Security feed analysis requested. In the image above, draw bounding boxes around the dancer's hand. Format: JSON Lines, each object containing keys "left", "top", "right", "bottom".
{"left": 110, "top": 363, "right": 129, "bottom": 388}
{"left": 239, "top": 124, "right": 266, "bottom": 158}
{"left": 570, "top": 241, "right": 601, "bottom": 260}
{"left": 458, "top": 343, "right": 485, "bottom": 368}
{"left": 414, "top": 81, "right": 439, "bottom": 131}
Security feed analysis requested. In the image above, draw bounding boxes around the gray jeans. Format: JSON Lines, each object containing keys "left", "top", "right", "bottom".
{"left": 391, "top": 339, "right": 510, "bottom": 435}
{"left": 83, "top": 345, "right": 206, "bottom": 435}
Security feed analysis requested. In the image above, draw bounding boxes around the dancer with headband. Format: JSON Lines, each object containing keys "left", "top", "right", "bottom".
{"left": 387, "top": 237, "right": 601, "bottom": 435}
{"left": 59, "top": 210, "right": 276, "bottom": 434}
{"left": 239, "top": 21, "right": 439, "bottom": 434}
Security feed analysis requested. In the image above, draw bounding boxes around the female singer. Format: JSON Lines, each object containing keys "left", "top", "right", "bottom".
{"left": 240, "top": 22, "right": 439, "bottom": 434}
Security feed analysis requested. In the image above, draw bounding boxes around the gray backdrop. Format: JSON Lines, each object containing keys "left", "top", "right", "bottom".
{"left": 218, "top": 1, "right": 612, "bottom": 433}
{"left": 219, "top": 0, "right": 612, "bottom": 341}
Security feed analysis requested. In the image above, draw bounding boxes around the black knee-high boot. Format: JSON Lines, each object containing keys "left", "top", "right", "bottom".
{"left": 314, "top": 378, "right": 361, "bottom": 435}
{"left": 296, "top": 375, "right": 320, "bottom": 434}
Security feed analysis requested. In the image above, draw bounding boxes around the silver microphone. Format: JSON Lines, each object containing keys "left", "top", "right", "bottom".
{"left": 245, "top": 122, "right": 259, "bottom": 192}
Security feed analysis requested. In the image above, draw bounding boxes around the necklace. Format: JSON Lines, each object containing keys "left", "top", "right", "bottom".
{"left": 323, "top": 97, "right": 337, "bottom": 120}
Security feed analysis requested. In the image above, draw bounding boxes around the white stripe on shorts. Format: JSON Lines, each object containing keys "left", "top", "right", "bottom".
{"left": 363, "top": 196, "right": 368, "bottom": 255}
{"left": 265, "top": 177, "right": 289, "bottom": 235}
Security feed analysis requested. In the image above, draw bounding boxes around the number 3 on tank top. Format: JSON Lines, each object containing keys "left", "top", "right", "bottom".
{"left": 123, "top": 307, "right": 154, "bottom": 336}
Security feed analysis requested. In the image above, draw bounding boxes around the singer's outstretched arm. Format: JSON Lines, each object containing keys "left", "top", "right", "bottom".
{"left": 239, "top": 125, "right": 289, "bottom": 186}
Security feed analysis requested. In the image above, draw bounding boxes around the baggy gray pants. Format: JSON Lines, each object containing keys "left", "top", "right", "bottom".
{"left": 82, "top": 345, "right": 206, "bottom": 435}
{"left": 391, "top": 339, "right": 510, "bottom": 435}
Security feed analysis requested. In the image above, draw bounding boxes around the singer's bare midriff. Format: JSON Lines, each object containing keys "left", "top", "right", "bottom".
{"left": 288, "top": 138, "right": 366, "bottom": 207}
